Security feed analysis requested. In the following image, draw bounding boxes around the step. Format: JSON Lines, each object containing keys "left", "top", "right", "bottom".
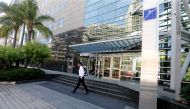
{"left": 54, "top": 76, "right": 120, "bottom": 89}
{"left": 51, "top": 78, "right": 77, "bottom": 85}
{"left": 52, "top": 79, "right": 132, "bottom": 101}
{"left": 54, "top": 77, "right": 121, "bottom": 92}
{"left": 54, "top": 77, "right": 120, "bottom": 91}
{"left": 52, "top": 75, "right": 139, "bottom": 104}
{"left": 52, "top": 78, "right": 123, "bottom": 95}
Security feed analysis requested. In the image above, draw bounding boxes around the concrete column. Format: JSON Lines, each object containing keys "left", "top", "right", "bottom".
{"left": 139, "top": 0, "right": 159, "bottom": 109}
{"left": 170, "top": 0, "right": 181, "bottom": 101}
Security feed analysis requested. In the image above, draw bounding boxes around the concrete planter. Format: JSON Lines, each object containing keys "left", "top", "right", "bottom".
{"left": 0, "top": 81, "right": 16, "bottom": 85}
{"left": 0, "top": 79, "right": 45, "bottom": 85}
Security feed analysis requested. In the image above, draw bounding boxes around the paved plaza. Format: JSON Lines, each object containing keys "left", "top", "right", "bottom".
{"left": 0, "top": 81, "right": 135, "bottom": 109}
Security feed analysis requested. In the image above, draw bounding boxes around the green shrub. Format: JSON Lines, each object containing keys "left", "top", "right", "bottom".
{"left": 23, "top": 41, "right": 51, "bottom": 68}
{"left": 0, "top": 46, "right": 24, "bottom": 69}
{"left": 181, "top": 84, "right": 190, "bottom": 105}
{"left": 0, "top": 42, "right": 51, "bottom": 69}
{"left": 183, "top": 67, "right": 190, "bottom": 81}
{"left": 0, "top": 67, "right": 45, "bottom": 81}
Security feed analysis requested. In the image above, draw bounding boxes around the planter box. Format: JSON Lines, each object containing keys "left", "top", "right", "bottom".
{"left": 0, "top": 81, "right": 16, "bottom": 85}
{"left": 0, "top": 79, "right": 45, "bottom": 85}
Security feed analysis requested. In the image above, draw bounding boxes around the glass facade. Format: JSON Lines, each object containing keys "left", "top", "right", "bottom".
{"left": 85, "top": 0, "right": 132, "bottom": 25}
{"left": 79, "top": 0, "right": 190, "bottom": 81}
{"left": 83, "top": 0, "right": 142, "bottom": 41}
{"left": 84, "top": 0, "right": 190, "bottom": 41}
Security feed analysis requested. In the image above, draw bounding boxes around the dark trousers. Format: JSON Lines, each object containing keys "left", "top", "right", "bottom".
{"left": 73, "top": 77, "right": 88, "bottom": 93}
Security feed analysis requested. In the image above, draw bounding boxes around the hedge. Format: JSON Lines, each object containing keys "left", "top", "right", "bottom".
{"left": 0, "top": 67, "right": 45, "bottom": 81}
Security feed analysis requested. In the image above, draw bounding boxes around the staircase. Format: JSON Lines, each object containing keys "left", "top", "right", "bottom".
{"left": 49, "top": 74, "right": 139, "bottom": 105}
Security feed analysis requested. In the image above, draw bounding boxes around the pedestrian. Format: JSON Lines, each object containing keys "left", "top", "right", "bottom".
{"left": 72, "top": 62, "right": 89, "bottom": 94}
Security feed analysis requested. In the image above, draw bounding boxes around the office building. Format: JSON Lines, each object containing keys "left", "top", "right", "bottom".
{"left": 36, "top": 0, "right": 190, "bottom": 82}
{"left": 70, "top": 0, "right": 190, "bottom": 81}
{"left": 37, "top": 0, "right": 86, "bottom": 61}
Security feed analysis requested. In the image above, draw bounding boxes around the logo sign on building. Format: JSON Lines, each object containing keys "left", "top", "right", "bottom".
{"left": 144, "top": 7, "right": 157, "bottom": 21}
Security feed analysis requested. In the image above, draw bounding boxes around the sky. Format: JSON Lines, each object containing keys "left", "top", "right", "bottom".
{"left": 0, "top": 0, "right": 12, "bottom": 4}
{"left": 0, "top": 0, "right": 12, "bottom": 16}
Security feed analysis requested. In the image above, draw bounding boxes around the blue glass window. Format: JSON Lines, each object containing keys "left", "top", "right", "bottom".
{"left": 86, "top": 1, "right": 101, "bottom": 12}
{"left": 85, "top": 10, "right": 99, "bottom": 19}
{"left": 85, "top": 0, "right": 132, "bottom": 26}
{"left": 116, "top": 6, "right": 129, "bottom": 17}
{"left": 117, "top": 0, "right": 132, "bottom": 8}
{"left": 105, "top": 11, "right": 116, "bottom": 20}
{"left": 87, "top": 0, "right": 101, "bottom": 7}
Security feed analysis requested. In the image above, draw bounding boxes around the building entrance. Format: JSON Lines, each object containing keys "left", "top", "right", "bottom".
{"left": 103, "top": 56, "right": 120, "bottom": 79}
{"left": 95, "top": 52, "right": 141, "bottom": 80}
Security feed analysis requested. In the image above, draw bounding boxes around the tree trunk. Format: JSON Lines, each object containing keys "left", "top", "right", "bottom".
{"left": 16, "top": 60, "right": 19, "bottom": 67}
{"left": 20, "top": 24, "right": 25, "bottom": 47}
{"left": 24, "top": 57, "right": 29, "bottom": 68}
{"left": 28, "top": 30, "right": 32, "bottom": 42}
{"left": 32, "top": 30, "right": 35, "bottom": 40}
{"left": 4, "top": 36, "right": 8, "bottom": 46}
{"left": 13, "top": 29, "right": 18, "bottom": 48}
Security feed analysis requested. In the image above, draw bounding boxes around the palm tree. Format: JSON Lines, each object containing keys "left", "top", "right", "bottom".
{"left": 19, "top": 0, "right": 54, "bottom": 42}
{"left": 0, "top": 25, "right": 13, "bottom": 46}
{"left": 0, "top": 3, "right": 23, "bottom": 48}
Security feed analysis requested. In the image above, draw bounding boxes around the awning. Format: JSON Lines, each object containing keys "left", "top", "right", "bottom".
{"left": 69, "top": 35, "right": 141, "bottom": 53}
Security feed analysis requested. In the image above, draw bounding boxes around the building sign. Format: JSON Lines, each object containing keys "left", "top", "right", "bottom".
{"left": 144, "top": 8, "right": 157, "bottom": 21}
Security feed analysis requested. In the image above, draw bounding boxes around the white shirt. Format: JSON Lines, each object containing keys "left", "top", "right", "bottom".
{"left": 79, "top": 66, "right": 85, "bottom": 78}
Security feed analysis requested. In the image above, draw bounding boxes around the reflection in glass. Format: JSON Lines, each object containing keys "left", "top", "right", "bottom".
{"left": 112, "top": 57, "right": 120, "bottom": 79}
{"left": 104, "top": 57, "right": 111, "bottom": 77}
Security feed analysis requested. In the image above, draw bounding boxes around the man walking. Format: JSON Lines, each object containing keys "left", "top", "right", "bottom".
{"left": 72, "top": 62, "right": 89, "bottom": 94}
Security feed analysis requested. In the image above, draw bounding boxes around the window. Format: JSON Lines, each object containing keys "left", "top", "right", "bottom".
{"left": 86, "top": 1, "right": 101, "bottom": 12}
{"left": 85, "top": 10, "right": 99, "bottom": 19}
{"left": 116, "top": 6, "right": 129, "bottom": 17}
{"left": 87, "top": 0, "right": 101, "bottom": 7}
{"left": 117, "top": 0, "right": 132, "bottom": 9}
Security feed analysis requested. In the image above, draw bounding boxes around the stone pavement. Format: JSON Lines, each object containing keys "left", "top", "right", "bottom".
{"left": 0, "top": 81, "right": 135, "bottom": 109}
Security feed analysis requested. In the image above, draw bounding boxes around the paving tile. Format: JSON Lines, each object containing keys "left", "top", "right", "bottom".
{"left": 0, "top": 85, "right": 56, "bottom": 109}
{"left": 0, "top": 81, "right": 136, "bottom": 109}
{"left": 19, "top": 83, "right": 105, "bottom": 109}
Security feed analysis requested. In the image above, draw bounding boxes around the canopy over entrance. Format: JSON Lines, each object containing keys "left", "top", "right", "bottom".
{"left": 69, "top": 35, "right": 141, "bottom": 53}
{"left": 69, "top": 30, "right": 190, "bottom": 53}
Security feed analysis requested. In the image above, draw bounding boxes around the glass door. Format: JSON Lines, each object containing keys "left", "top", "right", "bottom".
{"left": 103, "top": 57, "right": 111, "bottom": 78}
{"left": 112, "top": 57, "right": 120, "bottom": 79}
{"left": 120, "top": 56, "right": 133, "bottom": 79}
{"left": 95, "top": 56, "right": 103, "bottom": 77}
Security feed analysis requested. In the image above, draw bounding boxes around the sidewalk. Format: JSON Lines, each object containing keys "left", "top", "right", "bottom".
{"left": 0, "top": 81, "right": 135, "bottom": 109}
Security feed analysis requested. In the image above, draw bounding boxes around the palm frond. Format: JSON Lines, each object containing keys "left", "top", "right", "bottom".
{"left": 35, "top": 15, "right": 54, "bottom": 22}
{"left": 9, "top": 5, "right": 23, "bottom": 24}
{"left": 0, "top": 2, "right": 9, "bottom": 13}
{"left": 0, "top": 15, "right": 13, "bottom": 25}
{"left": 19, "top": 0, "right": 39, "bottom": 20}
{"left": 0, "top": 25, "right": 13, "bottom": 38}
{"left": 34, "top": 22, "right": 53, "bottom": 38}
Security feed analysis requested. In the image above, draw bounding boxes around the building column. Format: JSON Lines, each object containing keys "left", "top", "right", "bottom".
{"left": 170, "top": 0, "right": 181, "bottom": 101}
{"left": 139, "top": 0, "right": 159, "bottom": 109}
